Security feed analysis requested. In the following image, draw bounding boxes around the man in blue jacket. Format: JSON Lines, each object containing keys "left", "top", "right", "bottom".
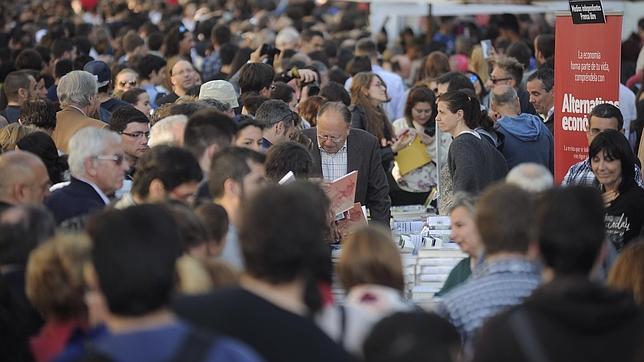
{"left": 490, "top": 85, "right": 554, "bottom": 173}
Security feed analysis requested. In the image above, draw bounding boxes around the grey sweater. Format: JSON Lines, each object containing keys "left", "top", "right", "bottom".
{"left": 448, "top": 132, "right": 508, "bottom": 194}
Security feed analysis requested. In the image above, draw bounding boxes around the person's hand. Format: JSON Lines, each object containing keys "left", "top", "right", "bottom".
{"left": 418, "top": 130, "right": 434, "bottom": 145}
{"left": 390, "top": 130, "right": 414, "bottom": 153}
{"left": 297, "top": 69, "right": 318, "bottom": 83}
{"left": 602, "top": 189, "right": 619, "bottom": 207}
{"left": 249, "top": 45, "right": 267, "bottom": 63}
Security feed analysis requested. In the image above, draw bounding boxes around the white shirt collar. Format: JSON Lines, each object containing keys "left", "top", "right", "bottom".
{"left": 75, "top": 177, "right": 110, "bottom": 205}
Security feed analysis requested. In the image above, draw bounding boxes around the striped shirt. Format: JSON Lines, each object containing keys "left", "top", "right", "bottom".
{"left": 561, "top": 157, "right": 644, "bottom": 189}
{"left": 319, "top": 141, "right": 348, "bottom": 182}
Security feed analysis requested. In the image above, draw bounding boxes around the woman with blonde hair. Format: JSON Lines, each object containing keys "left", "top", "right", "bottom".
{"left": 468, "top": 45, "right": 489, "bottom": 84}
{"left": 26, "top": 233, "right": 91, "bottom": 362}
{"left": 0, "top": 123, "right": 37, "bottom": 152}
{"left": 608, "top": 240, "right": 644, "bottom": 306}
{"left": 338, "top": 225, "right": 413, "bottom": 317}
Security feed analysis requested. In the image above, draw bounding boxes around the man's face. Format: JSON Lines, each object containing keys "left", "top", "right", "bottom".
{"left": 316, "top": 109, "right": 350, "bottom": 154}
{"left": 240, "top": 161, "right": 266, "bottom": 203}
{"left": 120, "top": 122, "right": 150, "bottom": 159}
{"left": 587, "top": 116, "right": 620, "bottom": 145}
{"left": 301, "top": 35, "right": 324, "bottom": 54}
{"left": 170, "top": 60, "right": 197, "bottom": 92}
{"left": 526, "top": 78, "right": 554, "bottom": 115}
{"left": 92, "top": 142, "right": 129, "bottom": 195}
{"left": 487, "top": 66, "right": 514, "bottom": 90}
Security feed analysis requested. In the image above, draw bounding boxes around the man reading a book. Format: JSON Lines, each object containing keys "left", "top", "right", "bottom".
{"left": 303, "top": 102, "right": 391, "bottom": 226}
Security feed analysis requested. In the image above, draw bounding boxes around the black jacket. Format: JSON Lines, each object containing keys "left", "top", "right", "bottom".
{"left": 474, "top": 277, "right": 644, "bottom": 362}
{"left": 44, "top": 177, "right": 107, "bottom": 225}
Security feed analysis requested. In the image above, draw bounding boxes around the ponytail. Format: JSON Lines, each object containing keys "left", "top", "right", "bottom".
{"left": 438, "top": 89, "right": 481, "bottom": 129}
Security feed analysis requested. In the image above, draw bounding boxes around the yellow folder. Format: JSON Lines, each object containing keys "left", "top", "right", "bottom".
{"left": 395, "top": 134, "right": 432, "bottom": 175}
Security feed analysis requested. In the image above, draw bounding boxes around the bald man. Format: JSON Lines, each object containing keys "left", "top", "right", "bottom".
{"left": 0, "top": 151, "right": 51, "bottom": 214}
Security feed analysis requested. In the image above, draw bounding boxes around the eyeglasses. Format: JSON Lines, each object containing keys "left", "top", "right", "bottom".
{"left": 120, "top": 131, "right": 150, "bottom": 139}
{"left": 490, "top": 77, "right": 512, "bottom": 84}
{"left": 94, "top": 154, "right": 125, "bottom": 166}
{"left": 119, "top": 80, "right": 138, "bottom": 87}
{"left": 317, "top": 134, "right": 343, "bottom": 143}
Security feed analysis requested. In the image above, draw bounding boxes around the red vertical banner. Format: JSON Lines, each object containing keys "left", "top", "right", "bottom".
{"left": 554, "top": 14, "right": 622, "bottom": 183}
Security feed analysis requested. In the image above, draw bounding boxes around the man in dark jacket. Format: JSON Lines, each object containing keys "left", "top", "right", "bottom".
{"left": 474, "top": 187, "right": 644, "bottom": 362}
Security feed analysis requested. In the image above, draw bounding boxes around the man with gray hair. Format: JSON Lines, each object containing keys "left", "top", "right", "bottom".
{"left": 506, "top": 163, "right": 554, "bottom": 193}
{"left": 148, "top": 115, "right": 188, "bottom": 147}
{"left": 45, "top": 127, "right": 129, "bottom": 225}
{"left": 52, "top": 70, "right": 106, "bottom": 153}
{"left": 0, "top": 151, "right": 51, "bottom": 214}
{"left": 490, "top": 84, "right": 553, "bottom": 172}
{"left": 255, "top": 99, "right": 297, "bottom": 152}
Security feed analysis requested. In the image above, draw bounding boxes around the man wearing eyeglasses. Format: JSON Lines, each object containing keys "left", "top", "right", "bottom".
{"left": 302, "top": 102, "right": 391, "bottom": 226}
{"left": 109, "top": 106, "right": 150, "bottom": 180}
{"left": 487, "top": 57, "right": 537, "bottom": 116}
{"left": 45, "top": 128, "right": 129, "bottom": 227}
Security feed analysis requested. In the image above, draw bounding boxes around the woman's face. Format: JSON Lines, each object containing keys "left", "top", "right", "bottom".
{"left": 179, "top": 32, "right": 195, "bottom": 55}
{"left": 367, "top": 76, "right": 388, "bottom": 104}
{"left": 134, "top": 92, "right": 151, "bottom": 116}
{"left": 35, "top": 78, "right": 47, "bottom": 99}
{"left": 235, "top": 125, "right": 263, "bottom": 152}
{"left": 591, "top": 150, "right": 622, "bottom": 188}
{"left": 435, "top": 101, "right": 462, "bottom": 135}
{"left": 449, "top": 206, "right": 482, "bottom": 257}
{"left": 115, "top": 72, "right": 138, "bottom": 93}
{"left": 411, "top": 102, "right": 433, "bottom": 125}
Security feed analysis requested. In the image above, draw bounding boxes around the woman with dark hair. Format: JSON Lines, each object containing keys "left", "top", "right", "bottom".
{"left": 392, "top": 86, "right": 452, "bottom": 202}
{"left": 269, "top": 82, "right": 297, "bottom": 112}
{"left": 164, "top": 25, "right": 194, "bottom": 61}
{"left": 436, "top": 90, "right": 507, "bottom": 214}
{"left": 120, "top": 88, "right": 151, "bottom": 117}
{"left": 235, "top": 115, "right": 264, "bottom": 152}
{"left": 590, "top": 129, "right": 644, "bottom": 251}
{"left": 16, "top": 131, "right": 69, "bottom": 184}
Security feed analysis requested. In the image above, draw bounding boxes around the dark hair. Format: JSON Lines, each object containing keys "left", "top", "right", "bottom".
{"left": 418, "top": 51, "right": 451, "bottom": 82}
{"left": 265, "top": 141, "right": 314, "bottom": 182}
{"left": 120, "top": 88, "right": 147, "bottom": 105}
{"left": 169, "top": 102, "right": 206, "bottom": 118}
{"left": 19, "top": 99, "right": 56, "bottom": 131}
{"left": 239, "top": 63, "right": 274, "bottom": 94}
{"left": 499, "top": 13, "right": 520, "bottom": 34}
{"left": 506, "top": 42, "right": 531, "bottom": 70}
{"left": 183, "top": 109, "right": 236, "bottom": 160}
{"left": 589, "top": 103, "right": 624, "bottom": 131}
{"left": 239, "top": 181, "right": 331, "bottom": 313}
{"left": 73, "top": 55, "right": 94, "bottom": 71}
{"left": 435, "top": 71, "right": 475, "bottom": 92}
{"left": 404, "top": 86, "right": 437, "bottom": 126}
{"left": 147, "top": 32, "right": 164, "bottom": 52}
{"left": 15, "top": 49, "right": 43, "bottom": 71}
{"left": 527, "top": 67, "right": 554, "bottom": 93}
{"left": 54, "top": 59, "right": 73, "bottom": 79}
{"left": 87, "top": 205, "right": 182, "bottom": 316}
{"left": 240, "top": 93, "right": 268, "bottom": 116}
{"left": 164, "top": 25, "right": 191, "bottom": 58}
{"left": 3, "top": 71, "right": 32, "bottom": 100}
{"left": 589, "top": 129, "right": 637, "bottom": 193}
{"left": 52, "top": 38, "right": 74, "bottom": 59}
{"left": 438, "top": 90, "right": 482, "bottom": 129}
{"left": 346, "top": 55, "right": 372, "bottom": 76}
{"left": 236, "top": 115, "right": 264, "bottom": 135}
{"left": 16, "top": 132, "right": 68, "bottom": 184}
{"left": 164, "top": 202, "right": 209, "bottom": 252}
{"left": 320, "top": 81, "right": 351, "bottom": 106}
{"left": 536, "top": 187, "right": 605, "bottom": 275}
{"left": 535, "top": 34, "right": 555, "bottom": 60}
{"left": 301, "top": 29, "right": 324, "bottom": 43}
{"left": 219, "top": 43, "right": 239, "bottom": 67}
{"left": 108, "top": 105, "right": 149, "bottom": 133}
{"left": 476, "top": 183, "right": 534, "bottom": 254}
{"left": 328, "top": 67, "right": 350, "bottom": 86}
{"left": 208, "top": 147, "right": 265, "bottom": 198}
{"left": 495, "top": 57, "right": 524, "bottom": 84}
{"left": 194, "top": 203, "right": 229, "bottom": 244}
{"left": 137, "top": 54, "right": 166, "bottom": 80}
{"left": 363, "top": 311, "right": 461, "bottom": 362}
{"left": 132, "top": 145, "right": 202, "bottom": 199}
{"left": 72, "top": 36, "right": 92, "bottom": 56}
{"left": 211, "top": 24, "right": 231, "bottom": 46}
{"left": 269, "top": 82, "right": 295, "bottom": 104}
{"left": 227, "top": 47, "right": 253, "bottom": 78}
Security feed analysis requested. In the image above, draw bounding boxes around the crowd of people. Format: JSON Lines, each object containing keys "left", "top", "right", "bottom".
{"left": 1, "top": 0, "right": 644, "bottom": 361}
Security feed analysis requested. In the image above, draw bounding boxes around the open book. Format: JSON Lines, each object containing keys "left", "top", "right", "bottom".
{"left": 322, "top": 170, "right": 358, "bottom": 215}
{"left": 336, "top": 202, "right": 368, "bottom": 239}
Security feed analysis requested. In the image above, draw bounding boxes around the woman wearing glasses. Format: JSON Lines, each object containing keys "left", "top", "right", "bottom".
{"left": 435, "top": 90, "right": 507, "bottom": 214}
{"left": 349, "top": 72, "right": 414, "bottom": 204}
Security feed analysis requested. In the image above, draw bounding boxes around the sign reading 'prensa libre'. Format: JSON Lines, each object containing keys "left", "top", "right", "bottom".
{"left": 569, "top": 0, "right": 606, "bottom": 24}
